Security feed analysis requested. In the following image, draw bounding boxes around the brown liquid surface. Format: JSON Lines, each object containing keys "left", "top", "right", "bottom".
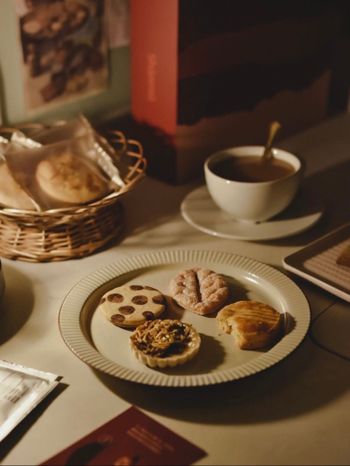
{"left": 211, "top": 156, "right": 294, "bottom": 182}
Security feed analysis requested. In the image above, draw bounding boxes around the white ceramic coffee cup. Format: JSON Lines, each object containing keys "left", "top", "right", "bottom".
{"left": 204, "top": 146, "right": 302, "bottom": 223}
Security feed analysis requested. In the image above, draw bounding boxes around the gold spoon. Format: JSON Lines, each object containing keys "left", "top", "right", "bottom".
{"left": 261, "top": 121, "right": 281, "bottom": 163}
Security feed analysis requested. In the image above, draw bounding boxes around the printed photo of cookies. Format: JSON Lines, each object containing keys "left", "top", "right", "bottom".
{"left": 98, "top": 284, "right": 166, "bottom": 329}
{"left": 169, "top": 267, "right": 229, "bottom": 315}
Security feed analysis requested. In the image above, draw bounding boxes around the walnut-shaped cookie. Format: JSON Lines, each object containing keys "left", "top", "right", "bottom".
{"left": 169, "top": 267, "right": 229, "bottom": 315}
{"left": 98, "top": 284, "right": 166, "bottom": 328}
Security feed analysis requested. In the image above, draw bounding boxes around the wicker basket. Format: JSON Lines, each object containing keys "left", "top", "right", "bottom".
{"left": 0, "top": 128, "right": 146, "bottom": 262}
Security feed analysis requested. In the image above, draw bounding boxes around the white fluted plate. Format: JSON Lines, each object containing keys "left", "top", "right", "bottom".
{"left": 181, "top": 186, "right": 323, "bottom": 241}
{"left": 59, "top": 250, "right": 310, "bottom": 387}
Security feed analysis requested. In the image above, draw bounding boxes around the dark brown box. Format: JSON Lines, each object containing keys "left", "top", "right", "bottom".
{"left": 131, "top": 0, "right": 347, "bottom": 183}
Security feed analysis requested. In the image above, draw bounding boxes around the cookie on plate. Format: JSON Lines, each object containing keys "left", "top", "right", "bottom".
{"left": 35, "top": 152, "right": 107, "bottom": 204}
{"left": 98, "top": 284, "right": 166, "bottom": 329}
{"left": 169, "top": 267, "right": 229, "bottom": 315}
{"left": 130, "top": 319, "right": 201, "bottom": 368}
{"left": 216, "top": 300, "right": 283, "bottom": 350}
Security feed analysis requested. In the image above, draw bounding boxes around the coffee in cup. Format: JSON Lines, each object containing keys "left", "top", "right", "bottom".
{"left": 204, "top": 146, "right": 302, "bottom": 223}
{"left": 210, "top": 155, "right": 295, "bottom": 183}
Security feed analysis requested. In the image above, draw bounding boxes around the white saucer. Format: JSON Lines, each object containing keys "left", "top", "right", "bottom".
{"left": 181, "top": 186, "right": 324, "bottom": 241}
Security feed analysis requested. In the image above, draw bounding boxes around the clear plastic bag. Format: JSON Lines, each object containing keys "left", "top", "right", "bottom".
{"left": 0, "top": 158, "right": 38, "bottom": 210}
{"left": 10, "top": 116, "right": 125, "bottom": 192}
{"left": 0, "top": 360, "right": 59, "bottom": 442}
{"left": 4, "top": 135, "right": 112, "bottom": 210}
{"left": 0, "top": 136, "right": 9, "bottom": 154}
{"left": 25, "top": 115, "right": 91, "bottom": 145}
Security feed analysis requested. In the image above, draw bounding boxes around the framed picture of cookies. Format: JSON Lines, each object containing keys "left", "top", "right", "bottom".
{"left": 15, "top": 0, "right": 108, "bottom": 112}
{"left": 0, "top": 0, "right": 130, "bottom": 125}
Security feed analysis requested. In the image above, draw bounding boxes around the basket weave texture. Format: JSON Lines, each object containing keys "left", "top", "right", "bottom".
{"left": 0, "top": 128, "right": 146, "bottom": 262}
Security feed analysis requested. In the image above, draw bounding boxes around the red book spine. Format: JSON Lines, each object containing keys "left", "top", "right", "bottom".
{"left": 131, "top": 0, "right": 178, "bottom": 138}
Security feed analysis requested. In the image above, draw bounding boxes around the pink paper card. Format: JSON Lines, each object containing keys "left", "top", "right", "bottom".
{"left": 42, "top": 406, "right": 206, "bottom": 465}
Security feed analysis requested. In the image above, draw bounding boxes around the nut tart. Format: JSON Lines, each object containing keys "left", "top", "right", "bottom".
{"left": 130, "top": 319, "right": 201, "bottom": 368}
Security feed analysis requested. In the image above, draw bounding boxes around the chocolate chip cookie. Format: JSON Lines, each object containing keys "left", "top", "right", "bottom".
{"left": 98, "top": 284, "right": 166, "bottom": 328}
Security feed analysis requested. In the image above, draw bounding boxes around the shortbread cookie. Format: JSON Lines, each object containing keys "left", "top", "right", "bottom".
{"left": 36, "top": 152, "right": 107, "bottom": 204}
{"left": 98, "top": 284, "right": 166, "bottom": 328}
{"left": 130, "top": 319, "right": 201, "bottom": 368}
{"left": 169, "top": 268, "right": 229, "bottom": 315}
{"left": 217, "top": 300, "right": 283, "bottom": 350}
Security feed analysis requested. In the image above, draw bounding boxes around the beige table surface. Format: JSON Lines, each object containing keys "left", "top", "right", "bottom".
{"left": 1, "top": 114, "right": 350, "bottom": 465}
